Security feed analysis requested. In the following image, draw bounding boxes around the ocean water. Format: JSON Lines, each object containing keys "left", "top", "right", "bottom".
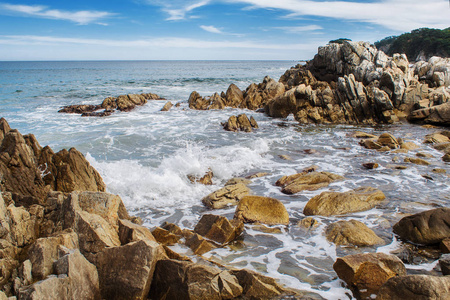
{"left": 1, "top": 60, "right": 449, "bottom": 299}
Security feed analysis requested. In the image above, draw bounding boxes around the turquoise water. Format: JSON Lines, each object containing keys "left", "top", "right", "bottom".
{"left": 1, "top": 60, "right": 449, "bottom": 299}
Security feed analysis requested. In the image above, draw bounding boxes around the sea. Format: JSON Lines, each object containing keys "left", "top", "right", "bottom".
{"left": 1, "top": 60, "right": 449, "bottom": 299}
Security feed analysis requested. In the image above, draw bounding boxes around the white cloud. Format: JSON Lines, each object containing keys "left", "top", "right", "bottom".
{"left": 275, "top": 25, "right": 323, "bottom": 34}
{"left": 226, "top": 0, "right": 450, "bottom": 31}
{"left": 200, "top": 25, "right": 223, "bottom": 34}
{"left": 0, "top": 3, "right": 114, "bottom": 25}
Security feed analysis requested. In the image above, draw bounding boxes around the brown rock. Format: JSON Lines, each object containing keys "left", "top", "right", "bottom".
{"left": 194, "top": 214, "right": 244, "bottom": 245}
{"left": 393, "top": 207, "right": 450, "bottom": 245}
{"left": 303, "top": 187, "right": 386, "bottom": 216}
{"left": 234, "top": 196, "right": 289, "bottom": 225}
{"left": 202, "top": 183, "right": 250, "bottom": 209}
{"left": 333, "top": 253, "right": 406, "bottom": 299}
{"left": 160, "top": 101, "right": 173, "bottom": 111}
{"left": 93, "top": 239, "right": 163, "bottom": 300}
{"left": 150, "top": 259, "right": 243, "bottom": 300}
{"left": 377, "top": 275, "right": 450, "bottom": 300}
{"left": 118, "top": 219, "right": 156, "bottom": 245}
{"left": 404, "top": 157, "right": 431, "bottom": 165}
{"left": 54, "top": 249, "right": 101, "bottom": 300}
{"left": 363, "top": 162, "right": 379, "bottom": 169}
{"left": 280, "top": 171, "right": 344, "bottom": 195}
{"left": 325, "top": 220, "right": 384, "bottom": 246}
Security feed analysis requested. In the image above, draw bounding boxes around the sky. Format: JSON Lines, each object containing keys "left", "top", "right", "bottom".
{"left": 0, "top": 0, "right": 448, "bottom": 60}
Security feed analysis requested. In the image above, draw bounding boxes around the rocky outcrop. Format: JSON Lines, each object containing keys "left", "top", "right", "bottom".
{"left": 393, "top": 207, "right": 450, "bottom": 245}
{"left": 234, "top": 196, "right": 289, "bottom": 225}
{"left": 223, "top": 114, "right": 259, "bottom": 132}
{"left": 0, "top": 118, "right": 105, "bottom": 204}
{"left": 303, "top": 186, "right": 386, "bottom": 216}
{"left": 333, "top": 253, "right": 406, "bottom": 299}
{"left": 59, "top": 93, "right": 163, "bottom": 116}
{"left": 325, "top": 220, "right": 384, "bottom": 247}
{"left": 377, "top": 275, "right": 450, "bottom": 300}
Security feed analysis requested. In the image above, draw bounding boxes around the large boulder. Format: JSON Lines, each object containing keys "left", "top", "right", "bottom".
{"left": 377, "top": 275, "right": 450, "bottom": 300}
{"left": 333, "top": 253, "right": 406, "bottom": 299}
{"left": 150, "top": 259, "right": 243, "bottom": 300}
{"left": 201, "top": 183, "right": 250, "bottom": 209}
{"left": 303, "top": 187, "right": 386, "bottom": 216}
{"left": 234, "top": 196, "right": 289, "bottom": 225}
{"left": 93, "top": 239, "right": 164, "bottom": 300}
{"left": 325, "top": 220, "right": 384, "bottom": 247}
{"left": 393, "top": 207, "right": 450, "bottom": 245}
{"left": 193, "top": 214, "right": 244, "bottom": 245}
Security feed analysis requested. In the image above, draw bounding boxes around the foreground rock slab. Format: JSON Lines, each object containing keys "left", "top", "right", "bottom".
{"left": 234, "top": 196, "right": 289, "bottom": 225}
{"left": 303, "top": 187, "right": 386, "bottom": 216}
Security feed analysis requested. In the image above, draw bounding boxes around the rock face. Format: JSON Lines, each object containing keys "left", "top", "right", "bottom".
{"left": 303, "top": 187, "right": 386, "bottom": 216}
{"left": 0, "top": 118, "right": 105, "bottom": 204}
{"left": 201, "top": 183, "right": 250, "bottom": 209}
{"left": 377, "top": 275, "right": 450, "bottom": 300}
{"left": 393, "top": 207, "right": 450, "bottom": 245}
{"left": 234, "top": 196, "right": 289, "bottom": 225}
{"left": 333, "top": 253, "right": 406, "bottom": 299}
{"left": 276, "top": 171, "right": 344, "bottom": 194}
{"left": 59, "top": 93, "right": 163, "bottom": 116}
{"left": 325, "top": 220, "right": 384, "bottom": 247}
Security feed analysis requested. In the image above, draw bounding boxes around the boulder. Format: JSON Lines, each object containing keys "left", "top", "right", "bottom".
{"left": 160, "top": 101, "right": 173, "bottom": 111}
{"left": 193, "top": 214, "right": 244, "bottom": 245}
{"left": 150, "top": 259, "right": 243, "bottom": 300}
{"left": 201, "top": 183, "right": 250, "bottom": 209}
{"left": 234, "top": 196, "right": 289, "bottom": 225}
{"left": 93, "top": 239, "right": 163, "bottom": 300}
{"left": 278, "top": 171, "right": 344, "bottom": 195}
{"left": 377, "top": 275, "right": 450, "bottom": 300}
{"left": 54, "top": 250, "right": 101, "bottom": 300}
{"left": 303, "top": 187, "right": 386, "bottom": 216}
{"left": 118, "top": 219, "right": 156, "bottom": 245}
{"left": 333, "top": 253, "right": 406, "bottom": 299}
{"left": 393, "top": 207, "right": 450, "bottom": 245}
{"left": 28, "top": 229, "right": 78, "bottom": 280}
{"left": 18, "top": 275, "right": 71, "bottom": 300}
{"left": 325, "top": 220, "right": 384, "bottom": 246}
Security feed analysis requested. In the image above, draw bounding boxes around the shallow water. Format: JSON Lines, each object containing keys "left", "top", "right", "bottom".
{"left": 1, "top": 60, "right": 449, "bottom": 299}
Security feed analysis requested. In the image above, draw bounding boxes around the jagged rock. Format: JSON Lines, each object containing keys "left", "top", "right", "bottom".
{"left": 325, "top": 220, "right": 384, "bottom": 246}
{"left": 28, "top": 229, "right": 78, "bottom": 280}
{"left": 150, "top": 259, "right": 243, "bottom": 300}
{"left": 18, "top": 275, "right": 71, "bottom": 300}
{"left": 202, "top": 183, "right": 250, "bottom": 209}
{"left": 161, "top": 101, "right": 173, "bottom": 111}
{"left": 303, "top": 187, "right": 386, "bottom": 216}
{"left": 118, "top": 219, "right": 156, "bottom": 245}
{"left": 54, "top": 250, "right": 101, "bottom": 300}
{"left": 333, "top": 253, "right": 406, "bottom": 299}
{"left": 193, "top": 214, "right": 244, "bottom": 245}
{"left": 278, "top": 171, "right": 344, "bottom": 195}
{"left": 393, "top": 207, "right": 450, "bottom": 245}
{"left": 93, "top": 239, "right": 163, "bottom": 300}
{"left": 377, "top": 275, "right": 450, "bottom": 300}
{"left": 234, "top": 196, "right": 289, "bottom": 225}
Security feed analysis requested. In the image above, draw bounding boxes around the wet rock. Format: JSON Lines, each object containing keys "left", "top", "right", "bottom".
{"left": 234, "top": 196, "right": 289, "bottom": 225}
{"left": 17, "top": 275, "right": 71, "bottom": 300}
{"left": 54, "top": 250, "right": 101, "bottom": 300}
{"left": 150, "top": 259, "right": 243, "bottom": 300}
{"left": 193, "top": 214, "right": 244, "bottom": 245}
{"left": 151, "top": 227, "right": 180, "bottom": 245}
{"left": 325, "top": 220, "right": 384, "bottom": 247}
{"left": 93, "top": 239, "right": 163, "bottom": 300}
{"left": 278, "top": 171, "right": 344, "bottom": 195}
{"left": 393, "top": 207, "right": 450, "bottom": 245}
{"left": 118, "top": 219, "right": 156, "bottom": 245}
{"left": 363, "top": 162, "right": 379, "bottom": 169}
{"left": 28, "top": 229, "right": 78, "bottom": 280}
{"left": 404, "top": 157, "right": 431, "bottom": 165}
{"left": 160, "top": 101, "right": 173, "bottom": 111}
{"left": 333, "top": 253, "right": 406, "bottom": 299}
{"left": 303, "top": 187, "right": 386, "bottom": 216}
{"left": 377, "top": 275, "right": 450, "bottom": 300}
{"left": 202, "top": 183, "right": 250, "bottom": 209}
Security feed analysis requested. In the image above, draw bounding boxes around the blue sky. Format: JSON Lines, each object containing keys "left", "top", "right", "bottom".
{"left": 0, "top": 0, "right": 448, "bottom": 60}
